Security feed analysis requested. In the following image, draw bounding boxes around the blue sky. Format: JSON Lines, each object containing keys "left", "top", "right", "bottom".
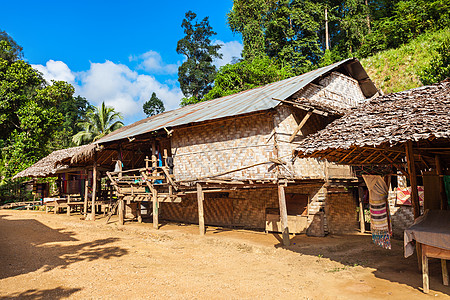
{"left": 0, "top": 0, "right": 243, "bottom": 124}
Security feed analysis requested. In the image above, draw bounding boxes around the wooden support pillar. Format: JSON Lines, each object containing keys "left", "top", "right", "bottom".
{"left": 405, "top": 141, "right": 420, "bottom": 219}
{"left": 90, "top": 154, "right": 98, "bottom": 221}
{"left": 435, "top": 155, "right": 448, "bottom": 210}
{"left": 137, "top": 201, "right": 142, "bottom": 223}
{"left": 442, "top": 259, "right": 449, "bottom": 286}
{"left": 197, "top": 183, "right": 205, "bottom": 236}
{"left": 83, "top": 170, "right": 89, "bottom": 217}
{"left": 67, "top": 195, "right": 71, "bottom": 216}
{"left": 278, "top": 183, "right": 290, "bottom": 246}
{"left": 422, "top": 247, "right": 429, "bottom": 293}
{"left": 358, "top": 186, "right": 365, "bottom": 234}
{"left": 406, "top": 141, "right": 422, "bottom": 270}
{"left": 152, "top": 187, "right": 159, "bottom": 229}
{"left": 118, "top": 198, "right": 124, "bottom": 225}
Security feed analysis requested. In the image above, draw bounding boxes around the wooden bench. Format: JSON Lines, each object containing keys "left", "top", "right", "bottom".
{"left": 44, "top": 198, "right": 67, "bottom": 214}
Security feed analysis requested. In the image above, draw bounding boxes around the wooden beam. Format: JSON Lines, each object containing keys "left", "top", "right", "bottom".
{"left": 358, "top": 186, "right": 365, "bottom": 234}
{"left": 118, "top": 197, "right": 124, "bottom": 225}
{"left": 277, "top": 183, "right": 290, "bottom": 246}
{"left": 339, "top": 147, "right": 358, "bottom": 163}
{"left": 197, "top": 183, "right": 205, "bottom": 236}
{"left": 406, "top": 141, "right": 420, "bottom": 219}
{"left": 289, "top": 110, "right": 313, "bottom": 143}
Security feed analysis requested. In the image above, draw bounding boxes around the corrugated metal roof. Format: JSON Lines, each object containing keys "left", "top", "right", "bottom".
{"left": 97, "top": 58, "right": 375, "bottom": 144}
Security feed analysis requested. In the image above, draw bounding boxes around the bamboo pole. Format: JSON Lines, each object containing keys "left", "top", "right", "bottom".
{"left": 197, "top": 183, "right": 205, "bottom": 236}
{"left": 278, "top": 183, "right": 290, "bottom": 246}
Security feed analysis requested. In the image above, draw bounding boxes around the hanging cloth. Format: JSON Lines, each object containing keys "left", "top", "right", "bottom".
{"left": 363, "top": 175, "right": 391, "bottom": 250}
{"left": 444, "top": 175, "right": 450, "bottom": 207}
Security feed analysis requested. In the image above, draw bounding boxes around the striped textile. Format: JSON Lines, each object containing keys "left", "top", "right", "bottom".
{"left": 396, "top": 187, "right": 424, "bottom": 206}
{"left": 363, "top": 175, "right": 391, "bottom": 250}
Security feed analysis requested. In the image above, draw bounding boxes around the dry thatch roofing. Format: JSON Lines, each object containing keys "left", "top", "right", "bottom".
{"left": 296, "top": 79, "right": 450, "bottom": 168}
{"left": 12, "top": 145, "right": 91, "bottom": 179}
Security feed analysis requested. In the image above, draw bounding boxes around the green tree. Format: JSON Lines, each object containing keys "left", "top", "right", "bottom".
{"left": 0, "top": 30, "right": 23, "bottom": 62}
{"left": 72, "top": 102, "right": 124, "bottom": 145}
{"left": 204, "top": 56, "right": 294, "bottom": 100}
{"left": 176, "top": 11, "right": 222, "bottom": 106}
{"left": 227, "top": 0, "right": 269, "bottom": 59}
{"left": 420, "top": 38, "right": 450, "bottom": 85}
{"left": 143, "top": 92, "right": 165, "bottom": 117}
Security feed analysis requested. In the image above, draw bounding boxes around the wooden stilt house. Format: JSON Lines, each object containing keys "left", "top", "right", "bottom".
{"left": 62, "top": 58, "right": 378, "bottom": 243}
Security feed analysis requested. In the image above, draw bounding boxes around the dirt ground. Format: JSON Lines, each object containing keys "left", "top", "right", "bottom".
{"left": 0, "top": 210, "right": 449, "bottom": 299}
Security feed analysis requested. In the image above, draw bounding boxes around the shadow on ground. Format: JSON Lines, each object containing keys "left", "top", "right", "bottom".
{"left": 0, "top": 214, "right": 128, "bottom": 280}
{"left": 272, "top": 232, "right": 450, "bottom": 295}
{"left": 0, "top": 287, "right": 82, "bottom": 300}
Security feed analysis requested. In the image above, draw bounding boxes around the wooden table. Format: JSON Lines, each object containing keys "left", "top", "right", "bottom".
{"left": 421, "top": 243, "right": 449, "bottom": 293}
{"left": 44, "top": 198, "right": 67, "bottom": 214}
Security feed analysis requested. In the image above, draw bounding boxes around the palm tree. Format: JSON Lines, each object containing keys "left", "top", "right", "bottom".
{"left": 72, "top": 102, "right": 124, "bottom": 145}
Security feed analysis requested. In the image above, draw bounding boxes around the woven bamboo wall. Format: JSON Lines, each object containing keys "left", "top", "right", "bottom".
{"left": 295, "top": 72, "right": 366, "bottom": 109}
{"left": 172, "top": 114, "right": 275, "bottom": 181}
{"left": 325, "top": 191, "right": 359, "bottom": 234}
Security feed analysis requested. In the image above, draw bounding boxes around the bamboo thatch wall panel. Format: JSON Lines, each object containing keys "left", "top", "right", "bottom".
{"left": 273, "top": 105, "right": 326, "bottom": 179}
{"left": 172, "top": 114, "right": 276, "bottom": 181}
{"left": 295, "top": 72, "right": 365, "bottom": 109}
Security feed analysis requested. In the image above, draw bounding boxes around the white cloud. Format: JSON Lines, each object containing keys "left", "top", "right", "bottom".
{"left": 131, "top": 50, "right": 179, "bottom": 74}
{"left": 32, "top": 60, "right": 76, "bottom": 84}
{"left": 33, "top": 56, "right": 184, "bottom": 124}
{"left": 214, "top": 40, "right": 243, "bottom": 68}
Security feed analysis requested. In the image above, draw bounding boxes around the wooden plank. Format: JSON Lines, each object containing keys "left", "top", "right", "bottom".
{"left": 197, "top": 183, "right": 205, "bottom": 236}
{"left": 358, "top": 186, "right": 365, "bottom": 234}
{"left": 422, "top": 244, "right": 450, "bottom": 260}
{"left": 277, "top": 184, "right": 290, "bottom": 246}
{"left": 288, "top": 110, "right": 313, "bottom": 142}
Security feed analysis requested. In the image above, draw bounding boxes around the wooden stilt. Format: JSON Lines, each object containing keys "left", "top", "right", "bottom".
{"left": 435, "top": 155, "right": 448, "bottom": 210}
{"left": 84, "top": 170, "right": 89, "bottom": 217}
{"left": 67, "top": 195, "right": 71, "bottom": 216}
{"left": 406, "top": 141, "right": 422, "bottom": 270}
{"left": 91, "top": 154, "right": 98, "bottom": 221}
{"left": 278, "top": 183, "right": 290, "bottom": 246}
{"left": 118, "top": 198, "right": 124, "bottom": 225}
{"left": 358, "top": 186, "right": 365, "bottom": 233}
{"left": 197, "top": 183, "right": 205, "bottom": 236}
{"left": 152, "top": 187, "right": 158, "bottom": 229}
{"left": 137, "top": 201, "right": 142, "bottom": 223}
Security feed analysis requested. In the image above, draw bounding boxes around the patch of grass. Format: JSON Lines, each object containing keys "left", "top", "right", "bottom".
{"left": 360, "top": 28, "right": 450, "bottom": 94}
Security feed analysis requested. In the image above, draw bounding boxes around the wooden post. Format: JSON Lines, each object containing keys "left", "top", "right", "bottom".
{"left": 119, "top": 198, "right": 124, "bottom": 225}
{"left": 117, "top": 145, "right": 123, "bottom": 179}
{"left": 278, "top": 183, "right": 290, "bottom": 246}
{"left": 67, "top": 195, "right": 71, "bottom": 216}
{"left": 325, "top": 8, "right": 329, "bottom": 50}
{"left": 197, "top": 183, "right": 205, "bottom": 236}
{"left": 435, "top": 155, "right": 448, "bottom": 210}
{"left": 84, "top": 170, "right": 89, "bottom": 217}
{"left": 137, "top": 201, "right": 142, "bottom": 223}
{"left": 152, "top": 187, "right": 158, "bottom": 229}
{"left": 422, "top": 248, "right": 429, "bottom": 293}
{"left": 91, "top": 154, "right": 98, "bottom": 221}
{"left": 405, "top": 141, "right": 420, "bottom": 219}
{"left": 442, "top": 259, "right": 449, "bottom": 286}
{"left": 358, "top": 186, "right": 365, "bottom": 233}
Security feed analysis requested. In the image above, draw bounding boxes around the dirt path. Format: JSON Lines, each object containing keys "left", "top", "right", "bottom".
{"left": 0, "top": 210, "right": 449, "bottom": 299}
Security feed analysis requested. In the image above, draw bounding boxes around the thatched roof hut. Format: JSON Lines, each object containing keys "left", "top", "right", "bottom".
{"left": 13, "top": 145, "right": 91, "bottom": 179}
{"left": 296, "top": 79, "right": 450, "bottom": 170}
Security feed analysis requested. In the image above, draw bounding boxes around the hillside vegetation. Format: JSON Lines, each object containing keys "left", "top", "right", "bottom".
{"left": 361, "top": 28, "right": 450, "bottom": 94}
